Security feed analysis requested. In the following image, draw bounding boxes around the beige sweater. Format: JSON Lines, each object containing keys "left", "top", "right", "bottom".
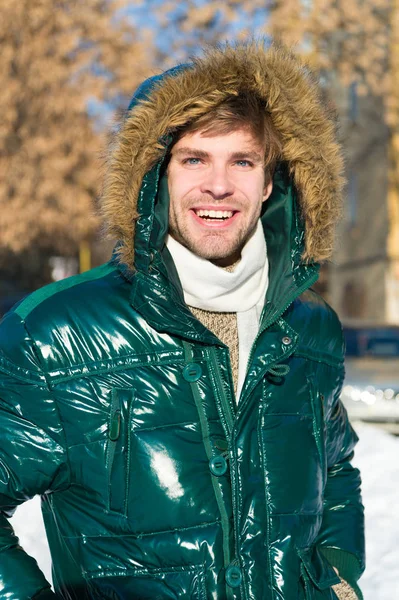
{"left": 189, "top": 308, "right": 239, "bottom": 393}
{"left": 333, "top": 578, "right": 359, "bottom": 600}
{"left": 189, "top": 307, "right": 359, "bottom": 600}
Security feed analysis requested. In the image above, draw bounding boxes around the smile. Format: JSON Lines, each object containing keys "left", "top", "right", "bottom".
{"left": 193, "top": 209, "right": 236, "bottom": 221}
{"left": 189, "top": 208, "right": 239, "bottom": 229}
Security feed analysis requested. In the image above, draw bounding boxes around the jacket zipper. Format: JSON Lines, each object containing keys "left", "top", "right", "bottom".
{"left": 209, "top": 347, "right": 243, "bottom": 599}
{"left": 107, "top": 389, "right": 130, "bottom": 515}
{"left": 107, "top": 390, "right": 121, "bottom": 512}
{"left": 210, "top": 347, "right": 235, "bottom": 435}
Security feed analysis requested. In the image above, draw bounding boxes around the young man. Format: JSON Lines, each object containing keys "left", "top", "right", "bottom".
{"left": 0, "top": 43, "right": 364, "bottom": 599}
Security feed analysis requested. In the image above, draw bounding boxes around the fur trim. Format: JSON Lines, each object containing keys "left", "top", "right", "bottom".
{"left": 100, "top": 41, "right": 344, "bottom": 270}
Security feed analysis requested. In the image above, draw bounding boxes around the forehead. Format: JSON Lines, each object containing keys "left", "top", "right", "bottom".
{"left": 171, "top": 126, "right": 265, "bottom": 154}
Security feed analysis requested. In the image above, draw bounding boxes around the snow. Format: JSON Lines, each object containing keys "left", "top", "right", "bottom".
{"left": 10, "top": 422, "right": 399, "bottom": 599}
{"left": 351, "top": 423, "right": 399, "bottom": 599}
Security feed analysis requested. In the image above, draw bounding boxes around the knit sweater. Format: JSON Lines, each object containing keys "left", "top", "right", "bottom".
{"left": 333, "top": 578, "right": 359, "bottom": 600}
{"left": 189, "top": 308, "right": 239, "bottom": 394}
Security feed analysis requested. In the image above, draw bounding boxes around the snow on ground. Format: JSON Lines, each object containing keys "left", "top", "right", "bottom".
{"left": 10, "top": 422, "right": 399, "bottom": 599}
{"left": 351, "top": 423, "right": 399, "bottom": 599}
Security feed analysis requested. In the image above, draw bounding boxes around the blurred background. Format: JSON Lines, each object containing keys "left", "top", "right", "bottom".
{"left": 1, "top": 0, "right": 399, "bottom": 597}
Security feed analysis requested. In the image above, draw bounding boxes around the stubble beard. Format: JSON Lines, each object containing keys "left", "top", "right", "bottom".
{"left": 169, "top": 209, "right": 258, "bottom": 262}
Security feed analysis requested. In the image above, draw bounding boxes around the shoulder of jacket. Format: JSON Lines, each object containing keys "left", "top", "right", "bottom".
{"left": 286, "top": 288, "right": 345, "bottom": 362}
{"left": 0, "top": 308, "right": 45, "bottom": 380}
{"left": 295, "top": 288, "right": 342, "bottom": 328}
{"left": 0, "top": 263, "right": 124, "bottom": 376}
{"left": 13, "top": 262, "right": 119, "bottom": 322}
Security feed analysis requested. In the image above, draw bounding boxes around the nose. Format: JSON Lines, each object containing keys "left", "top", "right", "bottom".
{"left": 200, "top": 165, "right": 234, "bottom": 200}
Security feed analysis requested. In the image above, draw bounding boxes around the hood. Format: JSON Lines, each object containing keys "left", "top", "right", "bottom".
{"left": 100, "top": 41, "right": 344, "bottom": 273}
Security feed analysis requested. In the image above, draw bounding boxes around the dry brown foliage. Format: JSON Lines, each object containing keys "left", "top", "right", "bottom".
{"left": 0, "top": 0, "right": 150, "bottom": 255}
{"left": 156, "top": 0, "right": 391, "bottom": 102}
{"left": 268, "top": 0, "right": 391, "bottom": 96}
{"left": 1, "top": 0, "right": 396, "bottom": 263}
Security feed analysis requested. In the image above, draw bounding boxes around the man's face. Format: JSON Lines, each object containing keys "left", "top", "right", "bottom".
{"left": 167, "top": 127, "right": 273, "bottom": 267}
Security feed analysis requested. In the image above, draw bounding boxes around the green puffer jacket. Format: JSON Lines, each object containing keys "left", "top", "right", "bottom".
{"left": 0, "top": 43, "right": 365, "bottom": 600}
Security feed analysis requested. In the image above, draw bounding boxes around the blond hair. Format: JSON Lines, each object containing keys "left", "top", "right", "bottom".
{"left": 173, "top": 92, "right": 282, "bottom": 182}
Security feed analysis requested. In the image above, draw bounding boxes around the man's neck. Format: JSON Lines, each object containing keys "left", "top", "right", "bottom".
{"left": 211, "top": 252, "right": 241, "bottom": 268}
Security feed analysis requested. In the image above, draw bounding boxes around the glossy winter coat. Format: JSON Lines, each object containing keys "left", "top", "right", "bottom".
{"left": 0, "top": 43, "right": 365, "bottom": 599}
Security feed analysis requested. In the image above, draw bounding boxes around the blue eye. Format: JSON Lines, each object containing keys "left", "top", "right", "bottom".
{"left": 183, "top": 157, "right": 201, "bottom": 165}
{"left": 236, "top": 160, "right": 252, "bottom": 167}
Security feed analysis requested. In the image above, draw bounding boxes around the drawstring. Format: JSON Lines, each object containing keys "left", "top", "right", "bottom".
{"left": 266, "top": 364, "right": 290, "bottom": 377}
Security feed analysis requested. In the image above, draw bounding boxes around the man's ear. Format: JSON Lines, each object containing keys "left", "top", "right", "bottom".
{"left": 262, "top": 180, "right": 273, "bottom": 203}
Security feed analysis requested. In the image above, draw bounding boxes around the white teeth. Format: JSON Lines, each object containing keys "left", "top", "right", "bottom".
{"left": 195, "top": 209, "right": 234, "bottom": 219}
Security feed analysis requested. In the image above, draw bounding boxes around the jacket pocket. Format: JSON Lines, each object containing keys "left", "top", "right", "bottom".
{"left": 308, "top": 377, "right": 327, "bottom": 488}
{"left": 298, "top": 546, "right": 340, "bottom": 599}
{"left": 88, "top": 564, "right": 207, "bottom": 600}
{"left": 106, "top": 388, "right": 133, "bottom": 515}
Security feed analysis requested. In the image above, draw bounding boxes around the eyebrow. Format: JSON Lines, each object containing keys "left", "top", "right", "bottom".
{"left": 230, "top": 151, "right": 264, "bottom": 164}
{"left": 172, "top": 147, "right": 264, "bottom": 164}
{"left": 173, "top": 148, "right": 209, "bottom": 159}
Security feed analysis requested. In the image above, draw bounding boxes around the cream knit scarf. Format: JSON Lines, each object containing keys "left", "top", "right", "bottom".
{"left": 166, "top": 220, "right": 269, "bottom": 398}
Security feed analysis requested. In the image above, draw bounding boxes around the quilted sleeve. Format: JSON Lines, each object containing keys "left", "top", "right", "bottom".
{"left": 316, "top": 364, "right": 365, "bottom": 600}
{"left": 0, "top": 311, "right": 69, "bottom": 599}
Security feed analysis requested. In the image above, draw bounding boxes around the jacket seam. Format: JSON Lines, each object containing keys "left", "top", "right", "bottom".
{"left": 52, "top": 348, "right": 184, "bottom": 372}
{"left": 270, "top": 511, "right": 323, "bottom": 517}
{"left": 0, "top": 355, "right": 46, "bottom": 382}
{"left": 262, "top": 412, "right": 313, "bottom": 417}
{"left": 47, "top": 353, "right": 184, "bottom": 383}
{"left": 293, "top": 350, "right": 344, "bottom": 367}
{"left": 130, "top": 416, "right": 220, "bottom": 434}
{"left": 67, "top": 417, "right": 221, "bottom": 448}
{"left": 21, "top": 319, "right": 72, "bottom": 492}
{"left": 258, "top": 398, "right": 275, "bottom": 597}
{"left": 84, "top": 563, "right": 203, "bottom": 579}
{"left": 0, "top": 362, "right": 45, "bottom": 384}
{"left": 49, "top": 355, "right": 187, "bottom": 384}
{"left": 64, "top": 518, "right": 221, "bottom": 539}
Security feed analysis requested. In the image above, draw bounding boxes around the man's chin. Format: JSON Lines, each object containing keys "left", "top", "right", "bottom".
{"left": 189, "top": 244, "right": 242, "bottom": 266}
{"left": 169, "top": 229, "right": 243, "bottom": 263}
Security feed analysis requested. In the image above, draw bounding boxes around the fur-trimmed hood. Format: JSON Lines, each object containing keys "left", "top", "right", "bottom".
{"left": 100, "top": 41, "right": 344, "bottom": 272}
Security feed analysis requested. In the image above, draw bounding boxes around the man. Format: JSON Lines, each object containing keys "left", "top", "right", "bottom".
{"left": 0, "top": 43, "right": 364, "bottom": 599}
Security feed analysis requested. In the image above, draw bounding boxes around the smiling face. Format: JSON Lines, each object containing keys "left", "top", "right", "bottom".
{"left": 167, "top": 127, "right": 273, "bottom": 267}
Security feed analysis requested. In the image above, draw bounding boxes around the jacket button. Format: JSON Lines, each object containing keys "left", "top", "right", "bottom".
{"left": 282, "top": 336, "right": 292, "bottom": 345}
{"left": 209, "top": 455, "right": 228, "bottom": 476}
{"left": 183, "top": 363, "right": 202, "bottom": 382}
{"left": 226, "top": 564, "right": 242, "bottom": 588}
